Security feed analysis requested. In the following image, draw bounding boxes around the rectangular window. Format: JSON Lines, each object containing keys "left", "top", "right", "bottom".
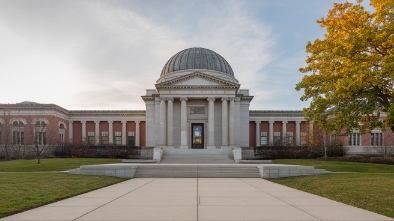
{"left": 260, "top": 132, "right": 267, "bottom": 146}
{"left": 300, "top": 132, "right": 307, "bottom": 145}
{"left": 128, "top": 132, "right": 135, "bottom": 146}
{"left": 348, "top": 133, "right": 360, "bottom": 146}
{"left": 59, "top": 134, "right": 64, "bottom": 146}
{"left": 101, "top": 132, "right": 108, "bottom": 145}
{"left": 20, "top": 132, "right": 24, "bottom": 145}
{"left": 274, "top": 132, "right": 281, "bottom": 145}
{"left": 115, "top": 132, "right": 121, "bottom": 145}
{"left": 88, "top": 132, "right": 95, "bottom": 145}
{"left": 371, "top": 132, "right": 383, "bottom": 146}
{"left": 286, "top": 132, "right": 294, "bottom": 145}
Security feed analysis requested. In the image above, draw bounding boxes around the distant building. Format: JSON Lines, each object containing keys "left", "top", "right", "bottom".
{"left": 1, "top": 47, "right": 391, "bottom": 154}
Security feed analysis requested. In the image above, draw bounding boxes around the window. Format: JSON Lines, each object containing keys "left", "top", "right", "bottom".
{"left": 59, "top": 134, "right": 64, "bottom": 146}
{"left": 286, "top": 132, "right": 293, "bottom": 146}
{"left": 115, "top": 132, "right": 121, "bottom": 145}
{"left": 274, "top": 132, "right": 281, "bottom": 145}
{"left": 300, "top": 132, "right": 307, "bottom": 145}
{"left": 12, "top": 121, "right": 24, "bottom": 145}
{"left": 371, "top": 132, "right": 383, "bottom": 146}
{"left": 348, "top": 133, "right": 360, "bottom": 146}
{"left": 260, "top": 132, "right": 267, "bottom": 146}
{"left": 101, "top": 132, "right": 108, "bottom": 145}
{"left": 128, "top": 132, "right": 135, "bottom": 146}
{"left": 88, "top": 132, "right": 95, "bottom": 145}
{"left": 34, "top": 121, "right": 47, "bottom": 145}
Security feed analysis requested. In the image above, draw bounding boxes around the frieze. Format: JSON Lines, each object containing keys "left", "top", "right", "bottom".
{"left": 189, "top": 106, "right": 206, "bottom": 115}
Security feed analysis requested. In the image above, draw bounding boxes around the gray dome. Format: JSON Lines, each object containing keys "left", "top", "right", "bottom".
{"left": 161, "top": 47, "right": 234, "bottom": 77}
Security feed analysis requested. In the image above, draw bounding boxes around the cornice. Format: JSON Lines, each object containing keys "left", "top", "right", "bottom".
{"left": 155, "top": 72, "right": 240, "bottom": 90}
{"left": 249, "top": 110, "right": 304, "bottom": 117}
{"left": 69, "top": 110, "right": 146, "bottom": 117}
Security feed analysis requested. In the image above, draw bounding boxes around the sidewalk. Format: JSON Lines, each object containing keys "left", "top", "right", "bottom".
{"left": 2, "top": 178, "right": 392, "bottom": 221}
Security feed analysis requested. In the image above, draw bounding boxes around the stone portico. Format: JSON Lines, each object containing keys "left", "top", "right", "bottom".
{"left": 142, "top": 47, "right": 253, "bottom": 149}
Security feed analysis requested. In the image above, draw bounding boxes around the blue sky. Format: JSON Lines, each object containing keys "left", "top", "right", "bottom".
{"left": 0, "top": 0, "right": 367, "bottom": 110}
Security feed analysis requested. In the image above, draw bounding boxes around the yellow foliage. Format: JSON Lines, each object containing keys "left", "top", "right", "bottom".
{"left": 297, "top": 0, "right": 394, "bottom": 134}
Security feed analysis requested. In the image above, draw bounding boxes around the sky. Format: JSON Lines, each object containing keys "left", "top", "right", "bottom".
{"left": 0, "top": 0, "right": 368, "bottom": 111}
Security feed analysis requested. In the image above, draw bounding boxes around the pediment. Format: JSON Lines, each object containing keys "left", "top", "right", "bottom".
{"left": 155, "top": 72, "right": 240, "bottom": 90}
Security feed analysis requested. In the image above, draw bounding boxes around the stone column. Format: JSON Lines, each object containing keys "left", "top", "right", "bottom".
{"left": 296, "top": 121, "right": 301, "bottom": 145}
{"left": 81, "top": 120, "right": 86, "bottom": 144}
{"left": 135, "top": 121, "right": 140, "bottom": 146}
{"left": 221, "top": 97, "right": 228, "bottom": 147}
{"left": 94, "top": 120, "right": 100, "bottom": 145}
{"left": 180, "top": 97, "right": 188, "bottom": 149}
{"left": 121, "top": 120, "right": 127, "bottom": 145}
{"left": 207, "top": 97, "right": 216, "bottom": 149}
{"left": 68, "top": 121, "right": 73, "bottom": 144}
{"left": 269, "top": 121, "right": 274, "bottom": 145}
{"left": 159, "top": 98, "right": 167, "bottom": 146}
{"left": 229, "top": 98, "right": 236, "bottom": 146}
{"left": 282, "top": 121, "right": 287, "bottom": 143}
{"left": 108, "top": 120, "right": 113, "bottom": 144}
{"left": 167, "top": 98, "right": 174, "bottom": 147}
{"left": 255, "top": 121, "right": 261, "bottom": 147}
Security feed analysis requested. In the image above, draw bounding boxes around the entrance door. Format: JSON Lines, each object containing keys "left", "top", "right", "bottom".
{"left": 191, "top": 123, "right": 204, "bottom": 149}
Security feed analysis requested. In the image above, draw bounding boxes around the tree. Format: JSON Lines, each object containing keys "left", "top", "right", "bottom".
{"left": 296, "top": 0, "right": 394, "bottom": 134}
{"left": 24, "top": 116, "right": 58, "bottom": 164}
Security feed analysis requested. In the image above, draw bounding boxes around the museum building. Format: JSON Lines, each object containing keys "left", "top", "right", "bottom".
{"left": 0, "top": 47, "right": 391, "bottom": 154}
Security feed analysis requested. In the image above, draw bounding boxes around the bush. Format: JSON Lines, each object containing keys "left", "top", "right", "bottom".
{"left": 326, "top": 155, "right": 394, "bottom": 165}
{"left": 53, "top": 145, "right": 144, "bottom": 159}
{"left": 243, "top": 144, "right": 347, "bottom": 160}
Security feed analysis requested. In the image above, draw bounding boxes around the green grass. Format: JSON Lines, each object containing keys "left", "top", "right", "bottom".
{"left": 0, "top": 158, "right": 126, "bottom": 218}
{"left": 0, "top": 158, "right": 122, "bottom": 172}
{"left": 270, "top": 159, "right": 394, "bottom": 218}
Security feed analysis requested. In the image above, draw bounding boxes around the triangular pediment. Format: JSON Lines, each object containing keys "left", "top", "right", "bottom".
{"left": 155, "top": 72, "right": 240, "bottom": 90}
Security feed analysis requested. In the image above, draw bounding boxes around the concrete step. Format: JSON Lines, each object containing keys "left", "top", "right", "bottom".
{"left": 133, "top": 164, "right": 260, "bottom": 178}
{"left": 160, "top": 148, "right": 235, "bottom": 164}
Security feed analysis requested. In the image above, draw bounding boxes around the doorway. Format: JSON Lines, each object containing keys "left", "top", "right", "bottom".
{"left": 191, "top": 123, "right": 204, "bottom": 149}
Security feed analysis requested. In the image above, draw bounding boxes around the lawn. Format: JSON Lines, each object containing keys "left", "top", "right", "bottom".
{"left": 0, "top": 158, "right": 122, "bottom": 172}
{"left": 0, "top": 158, "right": 126, "bottom": 218}
{"left": 271, "top": 159, "right": 394, "bottom": 218}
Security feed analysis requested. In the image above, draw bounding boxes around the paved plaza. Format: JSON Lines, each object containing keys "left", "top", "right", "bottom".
{"left": 2, "top": 178, "right": 392, "bottom": 221}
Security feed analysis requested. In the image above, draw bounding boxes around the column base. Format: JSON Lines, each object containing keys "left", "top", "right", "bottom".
{"left": 220, "top": 145, "right": 231, "bottom": 150}
{"left": 179, "top": 145, "right": 189, "bottom": 149}
{"left": 207, "top": 145, "right": 216, "bottom": 149}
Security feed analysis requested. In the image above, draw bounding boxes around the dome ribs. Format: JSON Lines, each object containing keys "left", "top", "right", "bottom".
{"left": 160, "top": 47, "right": 234, "bottom": 77}
{"left": 172, "top": 50, "right": 184, "bottom": 72}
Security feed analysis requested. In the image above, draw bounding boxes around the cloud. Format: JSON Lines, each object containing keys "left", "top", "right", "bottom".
{"left": 0, "top": 0, "right": 275, "bottom": 110}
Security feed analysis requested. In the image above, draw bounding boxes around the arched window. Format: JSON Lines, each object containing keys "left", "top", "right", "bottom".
{"left": 34, "top": 120, "right": 47, "bottom": 146}
{"left": 59, "top": 123, "right": 65, "bottom": 146}
{"left": 12, "top": 121, "right": 25, "bottom": 145}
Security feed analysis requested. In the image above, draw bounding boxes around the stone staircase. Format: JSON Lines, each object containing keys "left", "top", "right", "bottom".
{"left": 133, "top": 164, "right": 261, "bottom": 178}
{"left": 159, "top": 148, "right": 235, "bottom": 164}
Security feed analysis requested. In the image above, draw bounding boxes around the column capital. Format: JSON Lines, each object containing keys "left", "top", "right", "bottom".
{"left": 269, "top": 121, "right": 275, "bottom": 124}
{"left": 135, "top": 120, "right": 140, "bottom": 124}
{"left": 180, "top": 97, "right": 188, "bottom": 102}
{"left": 296, "top": 120, "right": 301, "bottom": 124}
{"left": 69, "top": 121, "right": 73, "bottom": 125}
{"left": 108, "top": 120, "right": 113, "bottom": 124}
{"left": 229, "top": 97, "right": 237, "bottom": 101}
{"left": 207, "top": 97, "right": 216, "bottom": 102}
{"left": 255, "top": 121, "right": 261, "bottom": 124}
{"left": 221, "top": 97, "right": 229, "bottom": 102}
{"left": 121, "top": 120, "right": 127, "bottom": 124}
{"left": 81, "top": 120, "right": 87, "bottom": 124}
{"left": 282, "top": 121, "right": 288, "bottom": 124}
{"left": 159, "top": 97, "right": 167, "bottom": 101}
{"left": 167, "top": 97, "right": 174, "bottom": 102}
{"left": 94, "top": 120, "right": 100, "bottom": 124}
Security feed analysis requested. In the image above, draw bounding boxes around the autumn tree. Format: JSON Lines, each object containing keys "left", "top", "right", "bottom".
{"left": 296, "top": 0, "right": 394, "bottom": 134}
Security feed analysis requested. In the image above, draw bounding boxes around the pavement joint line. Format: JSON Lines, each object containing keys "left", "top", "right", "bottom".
{"left": 72, "top": 178, "right": 157, "bottom": 221}
{"left": 237, "top": 178, "right": 323, "bottom": 221}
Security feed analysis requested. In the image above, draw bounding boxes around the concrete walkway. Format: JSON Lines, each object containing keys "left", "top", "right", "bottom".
{"left": 2, "top": 178, "right": 392, "bottom": 221}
